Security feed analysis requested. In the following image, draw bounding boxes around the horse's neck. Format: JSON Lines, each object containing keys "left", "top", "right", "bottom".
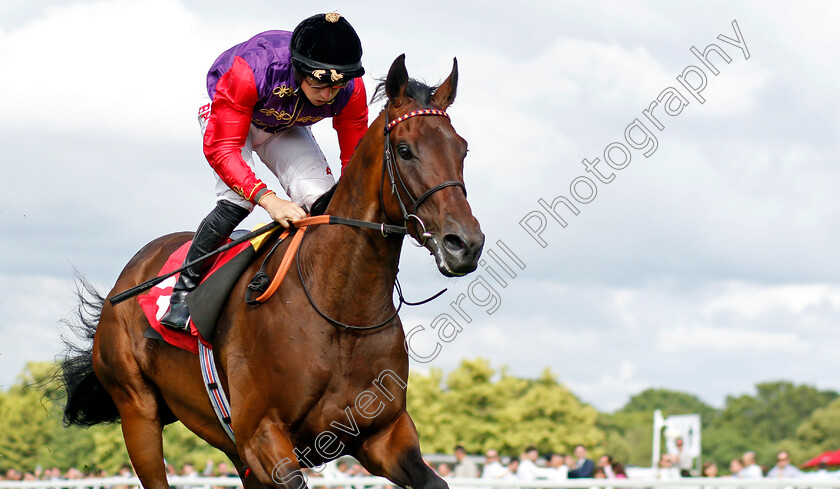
{"left": 323, "top": 132, "right": 403, "bottom": 269}
{"left": 326, "top": 118, "right": 395, "bottom": 238}
{"left": 300, "top": 129, "right": 404, "bottom": 321}
{"left": 328, "top": 122, "right": 390, "bottom": 225}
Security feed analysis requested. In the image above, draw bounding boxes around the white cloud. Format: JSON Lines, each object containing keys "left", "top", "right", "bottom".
{"left": 0, "top": 0, "right": 209, "bottom": 140}
{"left": 452, "top": 38, "right": 675, "bottom": 192}
{"left": 701, "top": 282, "right": 840, "bottom": 319}
{"left": 566, "top": 361, "right": 650, "bottom": 411}
{"left": 657, "top": 326, "right": 809, "bottom": 353}
{"left": 0, "top": 274, "right": 78, "bottom": 388}
{"left": 689, "top": 60, "right": 772, "bottom": 118}
{"left": 612, "top": 289, "right": 641, "bottom": 329}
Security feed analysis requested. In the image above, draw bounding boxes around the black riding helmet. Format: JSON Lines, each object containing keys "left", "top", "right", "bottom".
{"left": 290, "top": 12, "right": 365, "bottom": 84}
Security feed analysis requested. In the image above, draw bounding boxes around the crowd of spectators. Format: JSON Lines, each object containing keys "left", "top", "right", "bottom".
{"left": 436, "top": 444, "right": 840, "bottom": 485}
{"left": 431, "top": 444, "right": 627, "bottom": 485}
{"left": 2, "top": 466, "right": 112, "bottom": 484}
{"left": 0, "top": 462, "right": 239, "bottom": 489}
{"left": 4, "top": 446, "right": 840, "bottom": 487}
{"left": 696, "top": 450, "right": 840, "bottom": 481}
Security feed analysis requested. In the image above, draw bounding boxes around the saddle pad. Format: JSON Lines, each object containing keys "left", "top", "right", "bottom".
{"left": 137, "top": 226, "right": 276, "bottom": 354}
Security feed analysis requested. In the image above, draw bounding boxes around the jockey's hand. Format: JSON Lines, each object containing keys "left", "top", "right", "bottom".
{"left": 258, "top": 193, "right": 306, "bottom": 228}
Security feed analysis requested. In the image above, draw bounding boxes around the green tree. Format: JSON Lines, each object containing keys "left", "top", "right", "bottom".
{"left": 499, "top": 368, "right": 603, "bottom": 456}
{"left": 0, "top": 362, "right": 111, "bottom": 473}
{"left": 163, "top": 422, "right": 228, "bottom": 467}
{"left": 796, "top": 398, "right": 840, "bottom": 457}
{"left": 598, "top": 411, "right": 652, "bottom": 467}
{"left": 436, "top": 358, "right": 501, "bottom": 452}
{"left": 717, "top": 381, "right": 837, "bottom": 443}
{"left": 705, "top": 381, "right": 837, "bottom": 469}
{"left": 0, "top": 363, "right": 132, "bottom": 474}
{"left": 0, "top": 378, "right": 54, "bottom": 471}
{"left": 620, "top": 388, "right": 718, "bottom": 427}
{"left": 407, "top": 359, "right": 603, "bottom": 457}
{"left": 406, "top": 367, "right": 447, "bottom": 451}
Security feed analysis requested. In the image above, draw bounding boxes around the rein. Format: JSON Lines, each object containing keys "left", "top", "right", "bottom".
{"left": 295, "top": 240, "right": 446, "bottom": 331}
{"left": 245, "top": 215, "right": 407, "bottom": 305}
{"left": 254, "top": 105, "right": 460, "bottom": 330}
{"left": 249, "top": 215, "right": 445, "bottom": 331}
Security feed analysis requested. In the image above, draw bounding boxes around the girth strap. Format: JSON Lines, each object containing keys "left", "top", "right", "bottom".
{"left": 198, "top": 340, "right": 236, "bottom": 443}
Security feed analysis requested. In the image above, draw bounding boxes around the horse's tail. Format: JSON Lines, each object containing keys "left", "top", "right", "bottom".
{"left": 59, "top": 274, "right": 120, "bottom": 426}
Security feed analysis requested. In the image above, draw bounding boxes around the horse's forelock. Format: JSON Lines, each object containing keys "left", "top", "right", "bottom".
{"left": 371, "top": 77, "right": 438, "bottom": 108}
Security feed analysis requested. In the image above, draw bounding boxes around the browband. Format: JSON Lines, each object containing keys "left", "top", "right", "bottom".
{"left": 385, "top": 109, "right": 449, "bottom": 133}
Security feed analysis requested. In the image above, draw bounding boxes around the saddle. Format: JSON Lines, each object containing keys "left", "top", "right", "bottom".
{"left": 138, "top": 225, "right": 282, "bottom": 354}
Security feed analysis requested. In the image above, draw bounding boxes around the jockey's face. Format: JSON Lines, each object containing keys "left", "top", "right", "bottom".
{"left": 300, "top": 76, "right": 347, "bottom": 106}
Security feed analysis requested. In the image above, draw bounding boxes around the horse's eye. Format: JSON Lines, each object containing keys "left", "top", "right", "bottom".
{"left": 397, "top": 144, "right": 413, "bottom": 160}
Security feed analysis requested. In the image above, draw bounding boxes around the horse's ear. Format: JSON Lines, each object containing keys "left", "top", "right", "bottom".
{"left": 386, "top": 54, "right": 408, "bottom": 105}
{"left": 432, "top": 57, "right": 458, "bottom": 109}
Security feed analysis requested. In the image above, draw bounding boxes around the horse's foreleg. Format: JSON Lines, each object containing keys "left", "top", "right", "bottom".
{"left": 240, "top": 418, "right": 308, "bottom": 489}
{"left": 242, "top": 474, "right": 280, "bottom": 489}
{"left": 221, "top": 451, "right": 274, "bottom": 489}
{"left": 356, "top": 412, "right": 448, "bottom": 489}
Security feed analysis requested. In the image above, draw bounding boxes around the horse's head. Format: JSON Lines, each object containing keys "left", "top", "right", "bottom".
{"left": 380, "top": 55, "right": 484, "bottom": 277}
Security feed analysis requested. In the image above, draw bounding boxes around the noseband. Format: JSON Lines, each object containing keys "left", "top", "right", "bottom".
{"left": 381, "top": 103, "right": 467, "bottom": 246}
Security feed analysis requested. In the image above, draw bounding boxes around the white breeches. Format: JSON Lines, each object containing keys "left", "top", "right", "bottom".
{"left": 198, "top": 101, "right": 336, "bottom": 212}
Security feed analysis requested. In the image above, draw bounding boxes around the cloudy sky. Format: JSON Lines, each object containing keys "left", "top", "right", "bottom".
{"left": 2, "top": 0, "right": 839, "bottom": 414}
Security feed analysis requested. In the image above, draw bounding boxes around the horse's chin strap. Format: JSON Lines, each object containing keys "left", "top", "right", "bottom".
{"left": 381, "top": 103, "right": 467, "bottom": 247}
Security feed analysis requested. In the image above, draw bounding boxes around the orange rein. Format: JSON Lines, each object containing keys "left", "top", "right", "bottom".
{"left": 252, "top": 215, "right": 330, "bottom": 303}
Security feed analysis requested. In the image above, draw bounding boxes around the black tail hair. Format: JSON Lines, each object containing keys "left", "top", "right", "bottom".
{"left": 59, "top": 273, "right": 120, "bottom": 426}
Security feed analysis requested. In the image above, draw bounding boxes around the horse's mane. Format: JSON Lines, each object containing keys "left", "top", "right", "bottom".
{"left": 309, "top": 78, "right": 442, "bottom": 214}
{"left": 309, "top": 184, "right": 337, "bottom": 216}
{"left": 370, "top": 77, "right": 439, "bottom": 107}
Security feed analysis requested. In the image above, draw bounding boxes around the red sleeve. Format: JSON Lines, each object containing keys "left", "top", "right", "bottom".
{"left": 332, "top": 78, "right": 369, "bottom": 173}
{"left": 203, "top": 56, "right": 272, "bottom": 205}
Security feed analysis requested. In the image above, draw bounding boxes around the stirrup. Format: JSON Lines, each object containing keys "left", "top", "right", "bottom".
{"left": 160, "top": 301, "right": 191, "bottom": 331}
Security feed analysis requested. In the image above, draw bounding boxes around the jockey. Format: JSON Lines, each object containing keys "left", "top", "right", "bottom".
{"left": 160, "top": 12, "right": 368, "bottom": 331}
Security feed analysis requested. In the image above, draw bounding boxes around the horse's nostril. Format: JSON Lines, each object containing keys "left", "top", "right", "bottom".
{"left": 442, "top": 234, "right": 467, "bottom": 254}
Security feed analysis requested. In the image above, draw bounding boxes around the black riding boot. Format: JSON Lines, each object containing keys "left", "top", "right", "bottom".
{"left": 160, "top": 200, "right": 249, "bottom": 331}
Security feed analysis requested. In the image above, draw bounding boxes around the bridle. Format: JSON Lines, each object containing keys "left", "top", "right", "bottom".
{"left": 380, "top": 102, "right": 467, "bottom": 247}
{"left": 292, "top": 102, "right": 467, "bottom": 331}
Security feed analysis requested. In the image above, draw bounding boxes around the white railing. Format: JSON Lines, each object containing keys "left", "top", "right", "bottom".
{"left": 3, "top": 477, "right": 840, "bottom": 489}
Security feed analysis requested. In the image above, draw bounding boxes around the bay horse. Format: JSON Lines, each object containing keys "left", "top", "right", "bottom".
{"left": 61, "top": 54, "right": 483, "bottom": 489}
